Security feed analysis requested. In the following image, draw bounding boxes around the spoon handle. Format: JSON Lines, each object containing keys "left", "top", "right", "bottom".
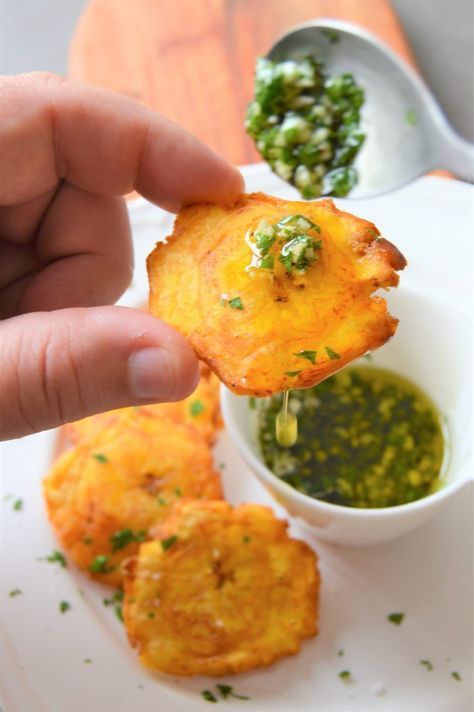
{"left": 434, "top": 127, "right": 474, "bottom": 183}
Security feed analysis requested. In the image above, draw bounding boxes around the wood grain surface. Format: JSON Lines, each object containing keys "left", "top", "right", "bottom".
{"left": 69, "top": 0, "right": 417, "bottom": 165}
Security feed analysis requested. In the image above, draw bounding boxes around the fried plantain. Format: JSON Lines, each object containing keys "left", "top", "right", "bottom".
{"left": 43, "top": 414, "right": 222, "bottom": 587}
{"left": 123, "top": 500, "right": 319, "bottom": 676}
{"left": 148, "top": 192, "right": 406, "bottom": 396}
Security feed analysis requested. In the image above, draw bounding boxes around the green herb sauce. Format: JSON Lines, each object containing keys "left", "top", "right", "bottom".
{"left": 255, "top": 366, "right": 446, "bottom": 508}
{"left": 245, "top": 56, "right": 365, "bottom": 199}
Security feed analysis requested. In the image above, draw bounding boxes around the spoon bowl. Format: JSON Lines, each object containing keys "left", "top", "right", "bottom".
{"left": 267, "top": 19, "right": 473, "bottom": 198}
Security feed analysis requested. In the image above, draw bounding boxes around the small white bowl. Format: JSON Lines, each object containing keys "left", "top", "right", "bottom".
{"left": 221, "top": 286, "right": 472, "bottom": 546}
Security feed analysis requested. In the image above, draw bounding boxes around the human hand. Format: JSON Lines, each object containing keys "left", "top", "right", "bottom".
{"left": 0, "top": 73, "right": 243, "bottom": 440}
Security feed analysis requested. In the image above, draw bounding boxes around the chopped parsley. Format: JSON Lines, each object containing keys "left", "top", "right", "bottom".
{"left": 157, "top": 497, "right": 167, "bottom": 506}
{"left": 13, "top": 498, "right": 23, "bottom": 511}
{"left": 245, "top": 56, "right": 365, "bottom": 198}
{"left": 388, "top": 612, "right": 405, "bottom": 626}
{"left": 92, "top": 453, "right": 108, "bottom": 464}
{"left": 161, "top": 535, "right": 178, "bottom": 551}
{"left": 201, "top": 689, "right": 218, "bottom": 703}
{"left": 216, "top": 684, "right": 250, "bottom": 700}
{"left": 420, "top": 659, "right": 433, "bottom": 671}
{"left": 325, "top": 346, "right": 340, "bottom": 360}
{"left": 46, "top": 550, "right": 67, "bottom": 568}
{"left": 246, "top": 215, "right": 322, "bottom": 275}
{"left": 190, "top": 400, "right": 205, "bottom": 417}
{"left": 9, "top": 589, "right": 22, "bottom": 597}
{"left": 83, "top": 658, "right": 92, "bottom": 664}
{"left": 115, "top": 604, "right": 124, "bottom": 623}
{"left": 59, "top": 600, "right": 71, "bottom": 614}
{"left": 147, "top": 611, "right": 155, "bottom": 619}
{"left": 110, "top": 528, "right": 147, "bottom": 552}
{"left": 248, "top": 397, "right": 256, "bottom": 410}
{"left": 339, "top": 670, "right": 352, "bottom": 680}
{"left": 337, "top": 648, "right": 344, "bottom": 657}
{"left": 89, "top": 554, "right": 114, "bottom": 574}
{"left": 103, "top": 590, "right": 124, "bottom": 607}
{"left": 406, "top": 109, "right": 417, "bottom": 126}
{"left": 228, "top": 297, "right": 244, "bottom": 310}
{"left": 451, "top": 671, "right": 462, "bottom": 681}
{"left": 294, "top": 350, "right": 317, "bottom": 364}
{"left": 284, "top": 370, "right": 302, "bottom": 377}
{"left": 175, "top": 487, "right": 182, "bottom": 496}
{"left": 83, "top": 536, "right": 93, "bottom": 545}
{"left": 322, "top": 28, "right": 340, "bottom": 43}
{"left": 243, "top": 535, "right": 251, "bottom": 544}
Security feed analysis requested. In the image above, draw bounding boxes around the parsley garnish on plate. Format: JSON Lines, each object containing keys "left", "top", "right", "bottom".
{"left": 216, "top": 684, "right": 250, "bottom": 700}
{"left": 9, "top": 589, "right": 22, "bottom": 597}
{"left": 228, "top": 297, "right": 244, "bottom": 310}
{"left": 89, "top": 554, "right": 114, "bottom": 574}
{"left": 46, "top": 550, "right": 67, "bottom": 568}
{"left": 451, "top": 671, "right": 462, "bottom": 681}
{"left": 406, "top": 109, "right": 417, "bottom": 126}
{"left": 420, "top": 659, "right": 433, "bottom": 671}
{"left": 337, "top": 648, "right": 344, "bottom": 657}
{"left": 161, "top": 535, "right": 178, "bottom": 551}
{"left": 201, "top": 690, "right": 218, "bottom": 703}
{"left": 92, "top": 453, "right": 108, "bottom": 464}
{"left": 339, "top": 670, "right": 352, "bottom": 681}
{"left": 190, "top": 400, "right": 205, "bottom": 417}
{"left": 13, "top": 498, "right": 23, "bottom": 511}
{"left": 387, "top": 612, "right": 404, "bottom": 625}
{"left": 325, "top": 346, "right": 340, "bottom": 360}
{"left": 294, "top": 350, "right": 317, "bottom": 364}
{"left": 110, "top": 528, "right": 147, "bottom": 552}
{"left": 59, "top": 600, "right": 71, "bottom": 614}
{"left": 284, "top": 370, "right": 302, "bottom": 377}
{"left": 83, "top": 658, "right": 92, "bottom": 664}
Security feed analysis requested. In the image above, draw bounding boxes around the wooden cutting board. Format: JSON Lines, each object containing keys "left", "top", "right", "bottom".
{"left": 68, "top": 0, "right": 417, "bottom": 166}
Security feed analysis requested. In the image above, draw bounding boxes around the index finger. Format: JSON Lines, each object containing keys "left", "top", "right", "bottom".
{"left": 0, "top": 72, "right": 244, "bottom": 211}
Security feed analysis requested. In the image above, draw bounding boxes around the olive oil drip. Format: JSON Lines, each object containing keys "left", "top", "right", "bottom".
{"left": 275, "top": 390, "right": 298, "bottom": 447}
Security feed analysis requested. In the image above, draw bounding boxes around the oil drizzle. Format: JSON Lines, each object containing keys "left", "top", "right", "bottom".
{"left": 275, "top": 391, "right": 298, "bottom": 447}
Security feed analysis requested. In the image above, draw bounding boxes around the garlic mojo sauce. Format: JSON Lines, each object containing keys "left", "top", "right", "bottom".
{"left": 252, "top": 365, "right": 446, "bottom": 509}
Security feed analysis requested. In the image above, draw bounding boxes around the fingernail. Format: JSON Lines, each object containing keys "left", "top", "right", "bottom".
{"left": 128, "top": 347, "right": 175, "bottom": 400}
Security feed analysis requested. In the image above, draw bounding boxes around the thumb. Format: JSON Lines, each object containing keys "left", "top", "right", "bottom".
{"left": 0, "top": 306, "right": 199, "bottom": 440}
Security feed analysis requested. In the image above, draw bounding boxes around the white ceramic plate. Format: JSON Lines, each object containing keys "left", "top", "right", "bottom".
{"left": 0, "top": 167, "right": 472, "bottom": 712}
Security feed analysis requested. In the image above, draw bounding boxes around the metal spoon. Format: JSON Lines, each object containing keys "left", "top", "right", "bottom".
{"left": 267, "top": 18, "right": 474, "bottom": 198}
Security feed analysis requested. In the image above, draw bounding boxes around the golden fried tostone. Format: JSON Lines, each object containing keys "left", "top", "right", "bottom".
{"left": 123, "top": 500, "right": 319, "bottom": 676}
{"left": 148, "top": 192, "right": 406, "bottom": 396}
{"left": 64, "top": 363, "right": 221, "bottom": 447}
{"left": 43, "top": 415, "right": 222, "bottom": 587}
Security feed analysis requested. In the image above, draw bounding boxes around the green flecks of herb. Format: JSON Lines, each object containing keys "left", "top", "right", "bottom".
{"left": 219, "top": 462, "right": 226, "bottom": 470}
{"left": 201, "top": 689, "right": 218, "bottom": 703}
{"left": 325, "top": 346, "right": 340, "bottom": 360}
{"left": 451, "top": 671, "right": 462, "bottom": 681}
{"left": 9, "top": 589, "right": 22, "bottom": 597}
{"left": 83, "top": 536, "right": 93, "bottom": 545}
{"left": 420, "top": 660, "right": 433, "bottom": 671}
{"left": 83, "top": 658, "right": 92, "bottom": 664}
{"left": 89, "top": 554, "right": 114, "bottom": 574}
{"left": 13, "top": 498, "right": 23, "bottom": 511}
{"left": 59, "top": 600, "right": 71, "bottom": 614}
{"left": 387, "top": 612, "right": 405, "bottom": 625}
{"left": 190, "top": 400, "right": 205, "bottom": 417}
{"left": 115, "top": 604, "right": 124, "bottom": 623}
{"left": 157, "top": 497, "right": 167, "bottom": 506}
{"left": 363, "top": 353, "right": 373, "bottom": 361}
{"left": 110, "top": 528, "right": 147, "bottom": 552}
{"left": 103, "top": 590, "right": 124, "bottom": 607}
{"left": 406, "top": 109, "right": 416, "bottom": 126}
{"left": 219, "top": 299, "right": 226, "bottom": 307}
{"left": 46, "top": 550, "right": 67, "bottom": 568}
{"left": 228, "top": 297, "right": 244, "bottom": 310}
{"left": 294, "top": 350, "right": 317, "bottom": 364}
{"left": 216, "top": 684, "right": 250, "bottom": 700}
{"left": 248, "top": 397, "right": 256, "bottom": 410}
{"left": 337, "top": 648, "right": 344, "bottom": 657}
{"left": 243, "top": 535, "right": 251, "bottom": 544}
{"left": 322, "top": 28, "right": 339, "bottom": 43}
{"left": 92, "top": 453, "right": 108, "bottom": 464}
{"left": 339, "top": 670, "right": 352, "bottom": 681}
{"left": 259, "top": 253, "right": 274, "bottom": 269}
{"left": 147, "top": 611, "right": 155, "bottom": 619}
{"left": 285, "top": 370, "right": 302, "bottom": 377}
{"left": 161, "top": 535, "right": 178, "bottom": 551}
{"left": 175, "top": 487, "right": 182, "bottom": 496}
{"left": 2, "top": 493, "right": 13, "bottom": 502}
